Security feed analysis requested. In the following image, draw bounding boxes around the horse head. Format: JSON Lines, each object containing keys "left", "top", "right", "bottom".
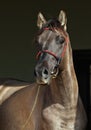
{"left": 34, "top": 10, "right": 69, "bottom": 85}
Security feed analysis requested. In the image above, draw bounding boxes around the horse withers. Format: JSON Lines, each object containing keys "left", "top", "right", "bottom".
{"left": 0, "top": 10, "right": 87, "bottom": 130}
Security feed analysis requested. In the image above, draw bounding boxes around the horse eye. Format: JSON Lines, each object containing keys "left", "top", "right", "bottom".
{"left": 56, "top": 36, "right": 65, "bottom": 44}
{"left": 59, "top": 37, "right": 65, "bottom": 44}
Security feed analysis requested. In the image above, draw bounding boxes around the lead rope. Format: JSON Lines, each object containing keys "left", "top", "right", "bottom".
{"left": 22, "top": 85, "right": 40, "bottom": 130}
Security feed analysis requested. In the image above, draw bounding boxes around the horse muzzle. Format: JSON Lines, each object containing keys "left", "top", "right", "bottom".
{"left": 34, "top": 64, "right": 59, "bottom": 85}
{"left": 34, "top": 66, "right": 51, "bottom": 84}
{"left": 34, "top": 63, "right": 59, "bottom": 84}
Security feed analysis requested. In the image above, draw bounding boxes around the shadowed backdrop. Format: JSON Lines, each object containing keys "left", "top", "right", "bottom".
{"left": 0, "top": 1, "right": 90, "bottom": 82}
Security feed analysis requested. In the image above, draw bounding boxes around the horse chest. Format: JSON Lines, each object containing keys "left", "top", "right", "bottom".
{"left": 42, "top": 103, "right": 76, "bottom": 130}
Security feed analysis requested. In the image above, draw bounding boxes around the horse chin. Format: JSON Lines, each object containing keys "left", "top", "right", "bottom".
{"left": 36, "top": 77, "right": 51, "bottom": 85}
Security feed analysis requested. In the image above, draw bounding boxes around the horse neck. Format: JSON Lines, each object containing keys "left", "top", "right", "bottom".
{"left": 50, "top": 39, "right": 78, "bottom": 108}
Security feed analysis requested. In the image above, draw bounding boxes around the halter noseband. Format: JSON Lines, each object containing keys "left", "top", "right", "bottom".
{"left": 36, "top": 27, "right": 69, "bottom": 65}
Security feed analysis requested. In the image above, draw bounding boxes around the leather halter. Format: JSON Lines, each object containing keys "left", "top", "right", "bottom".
{"left": 36, "top": 27, "right": 69, "bottom": 65}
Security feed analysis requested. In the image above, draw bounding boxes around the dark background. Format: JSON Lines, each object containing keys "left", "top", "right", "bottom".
{"left": 0, "top": 1, "right": 91, "bottom": 81}
{"left": 0, "top": 1, "right": 91, "bottom": 129}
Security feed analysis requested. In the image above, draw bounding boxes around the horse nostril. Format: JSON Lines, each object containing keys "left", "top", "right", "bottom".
{"left": 42, "top": 68, "right": 49, "bottom": 79}
{"left": 34, "top": 66, "right": 49, "bottom": 79}
{"left": 44, "top": 69, "right": 48, "bottom": 75}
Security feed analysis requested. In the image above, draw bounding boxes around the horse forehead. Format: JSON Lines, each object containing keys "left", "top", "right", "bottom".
{"left": 38, "top": 31, "right": 56, "bottom": 43}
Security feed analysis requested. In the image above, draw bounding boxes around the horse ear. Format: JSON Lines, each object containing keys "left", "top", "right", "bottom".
{"left": 58, "top": 10, "right": 67, "bottom": 31}
{"left": 37, "top": 12, "right": 46, "bottom": 29}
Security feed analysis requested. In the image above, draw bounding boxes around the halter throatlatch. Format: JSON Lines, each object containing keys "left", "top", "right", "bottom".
{"left": 36, "top": 27, "right": 69, "bottom": 65}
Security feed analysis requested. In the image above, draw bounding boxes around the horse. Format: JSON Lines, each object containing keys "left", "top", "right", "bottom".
{"left": 0, "top": 10, "right": 87, "bottom": 130}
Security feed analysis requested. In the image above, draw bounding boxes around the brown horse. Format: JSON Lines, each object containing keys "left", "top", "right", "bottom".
{"left": 0, "top": 10, "right": 87, "bottom": 130}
